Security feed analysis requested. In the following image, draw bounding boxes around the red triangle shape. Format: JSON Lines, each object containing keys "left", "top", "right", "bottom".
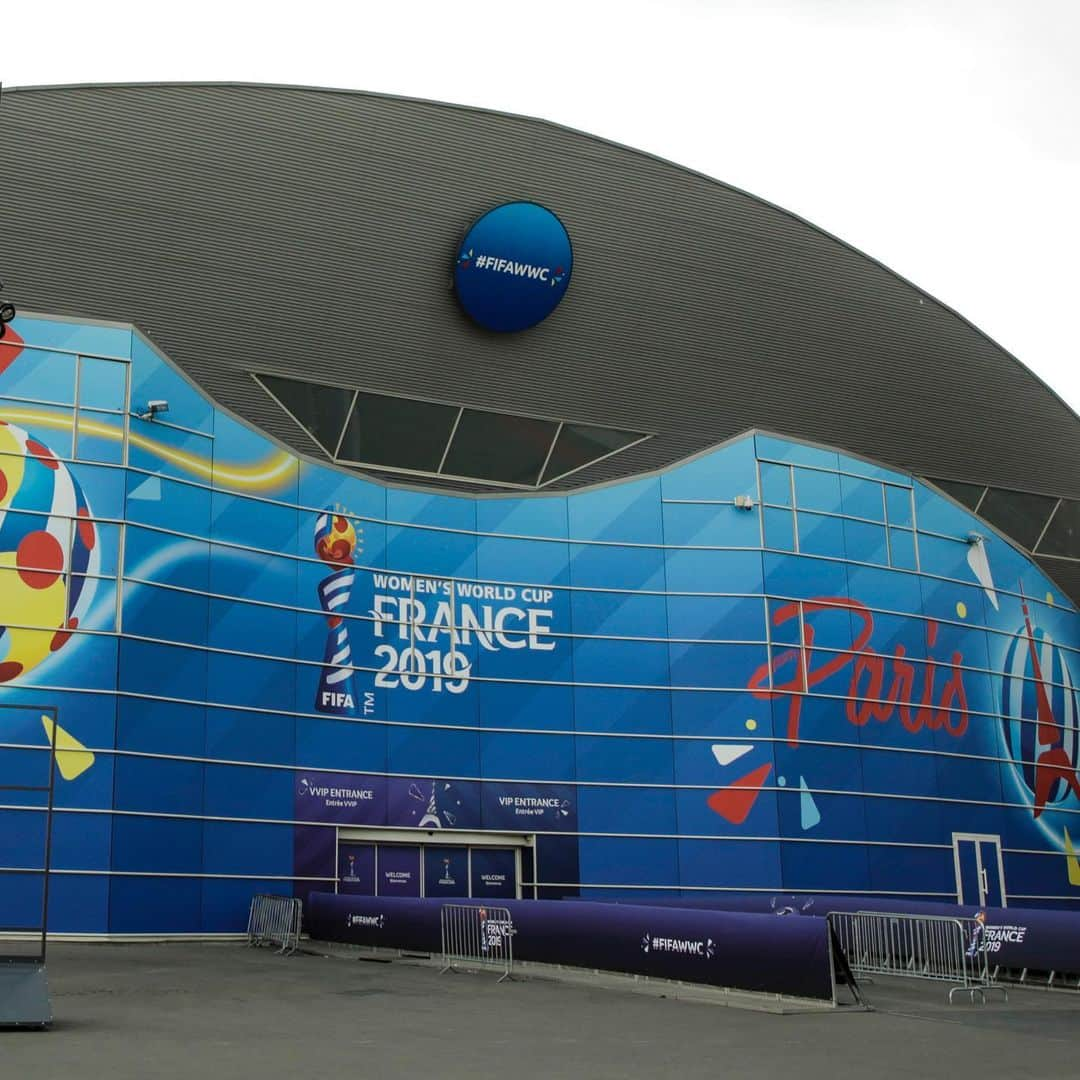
{"left": 0, "top": 325, "right": 24, "bottom": 377}
{"left": 707, "top": 762, "right": 773, "bottom": 825}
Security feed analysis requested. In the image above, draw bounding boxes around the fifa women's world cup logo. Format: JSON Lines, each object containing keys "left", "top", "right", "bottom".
{"left": 314, "top": 509, "right": 363, "bottom": 716}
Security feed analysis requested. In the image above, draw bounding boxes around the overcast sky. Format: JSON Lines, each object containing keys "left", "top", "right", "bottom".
{"left": 6, "top": 0, "right": 1079, "bottom": 415}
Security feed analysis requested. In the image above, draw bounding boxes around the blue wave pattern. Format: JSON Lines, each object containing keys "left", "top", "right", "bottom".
{"left": 1, "top": 314, "right": 1079, "bottom": 934}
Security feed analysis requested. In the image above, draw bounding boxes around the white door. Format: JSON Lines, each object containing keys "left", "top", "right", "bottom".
{"left": 952, "top": 832, "right": 1007, "bottom": 907}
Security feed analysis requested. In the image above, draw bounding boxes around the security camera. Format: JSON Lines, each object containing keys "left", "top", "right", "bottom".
{"left": 138, "top": 400, "right": 170, "bottom": 421}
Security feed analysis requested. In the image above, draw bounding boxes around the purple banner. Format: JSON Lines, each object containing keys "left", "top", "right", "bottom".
{"left": 387, "top": 777, "right": 481, "bottom": 830}
{"left": 306, "top": 893, "right": 834, "bottom": 1001}
{"left": 481, "top": 782, "right": 576, "bottom": 831}
{"left": 295, "top": 772, "right": 385, "bottom": 825}
{"left": 295, "top": 772, "right": 577, "bottom": 835}
{"left": 606, "top": 893, "right": 1080, "bottom": 975}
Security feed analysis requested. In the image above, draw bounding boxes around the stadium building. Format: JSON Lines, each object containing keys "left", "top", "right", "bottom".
{"left": 1, "top": 83, "right": 1079, "bottom": 936}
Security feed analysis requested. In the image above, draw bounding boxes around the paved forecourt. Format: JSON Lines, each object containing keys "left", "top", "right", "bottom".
{"left": 4, "top": 943, "right": 1080, "bottom": 1079}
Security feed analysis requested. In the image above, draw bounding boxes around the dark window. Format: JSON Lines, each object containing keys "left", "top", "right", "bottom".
{"left": 977, "top": 487, "right": 1059, "bottom": 552}
{"left": 259, "top": 375, "right": 354, "bottom": 455}
{"left": 441, "top": 409, "right": 557, "bottom": 485}
{"left": 1036, "top": 555, "right": 1080, "bottom": 601}
{"left": 258, "top": 374, "right": 648, "bottom": 487}
{"left": 928, "top": 478, "right": 985, "bottom": 511}
{"left": 337, "top": 392, "right": 459, "bottom": 473}
{"left": 1037, "top": 499, "right": 1080, "bottom": 559}
{"left": 541, "top": 423, "right": 644, "bottom": 484}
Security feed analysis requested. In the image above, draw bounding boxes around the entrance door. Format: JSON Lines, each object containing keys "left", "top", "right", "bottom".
{"left": 376, "top": 845, "right": 422, "bottom": 897}
{"left": 423, "top": 846, "right": 470, "bottom": 898}
{"left": 338, "top": 842, "right": 375, "bottom": 895}
{"left": 470, "top": 848, "right": 517, "bottom": 899}
{"left": 977, "top": 838, "right": 1006, "bottom": 907}
{"left": 952, "top": 833, "right": 1007, "bottom": 907}
{"left": 337, "top": 830, "right": 529, "bottom": 899}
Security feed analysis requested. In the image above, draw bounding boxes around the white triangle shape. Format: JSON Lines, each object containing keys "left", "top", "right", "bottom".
{"left": 128, "top": 475, "right": 162, "bottom": 501}
{"left": 798, "top": 775, "right": 822, "bottom": 831}
{"left": 711, "top": 743, "right": 753, "bottom": 767}
{"left": 966, "top": 540, "right": 999, "bottom": 610}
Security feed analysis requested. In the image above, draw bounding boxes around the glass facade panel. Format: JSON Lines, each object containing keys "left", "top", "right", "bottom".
{"left": 540, "top": 422, "right": 644, "bottom": 484}
{"left": 75, "top": 409, "right": 125, "bottom": 463}
{"left": 978, "top": 486, "right": 1059, "bottom": 551}
{"left": 888, "top": 526, "right": 917, "bottom": 570}
{"left": 840, "top": 474, "right": 885, "bottom": 521}
{"left": 337, "top": 391, "right": 458, "bottom": 472}
{"left": 843, "top": 518, "right": 888, "bottom": 565}
{"left": 793, "top": 467, "right": 842, "bottom": 513}
{"left": 1038, "top": 499, "right": 1080, "bottom": 559}
{"left": 78, "top": 356, "right": 128, "bottom": 412}
{"left": 759, "top": 462, "right": 792, "bottom": 507}
{"left": 928, "top": 477, "right": 985, "bottom": 511}
{"left": 263, "top": 376, "right": 644, "bottom": 486}
{"left": 441, "top": 408, "right": 557, "bottom": 485}
{"left": 884, "top": 483, "right": 914, "bottom": 527}
{"left": 258, "top": 374, "right": 355, "bottom": 455}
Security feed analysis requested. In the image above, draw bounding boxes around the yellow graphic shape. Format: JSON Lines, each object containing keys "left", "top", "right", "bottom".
{"left": 0, "top": 423, "right": 27, "bottom": 509}
{"left": 745, "top": 718, "right": 758, "bottom": 731}
{"left": 0, "top": 407, "right": 295, "bottom": 493}
{"left": 0, "top": 548, "right": 67, "bottom": 681}
{"left": 1046, "top": 592, "right": 1055, "bottom": 607}
{"left": 955, "top": 601, "right": 967, "bottom": 619}
{"left": 41, "top": 715, "right": 96, "bottom": 781}
{"left": 1064, "top": 828, "right": 1080, "bottom": 888}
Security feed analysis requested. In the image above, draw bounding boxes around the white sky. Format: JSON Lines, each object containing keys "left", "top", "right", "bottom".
{"left": 6, "top": 0, "right": 1079, "bottom": 416}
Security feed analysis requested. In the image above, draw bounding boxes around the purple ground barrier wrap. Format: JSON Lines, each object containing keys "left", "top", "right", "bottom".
{"left": 307, "top": 893, "right": 835, "bottom": 1000}
{"left": 606, "top": 894, "right": 1080, "bottom": 974}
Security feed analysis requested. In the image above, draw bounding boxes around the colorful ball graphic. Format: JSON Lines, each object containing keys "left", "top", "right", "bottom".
{"left": 313, "top": 511, "right": 356, "bottom": 567}
{"left": 0, "top": 420, "right": 98, "bottom": 684}
{"left": 1001, "top": 624, "right": 1080, "bottom": 809}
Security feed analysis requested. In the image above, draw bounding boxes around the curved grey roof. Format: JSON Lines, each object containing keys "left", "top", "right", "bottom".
{"left": 1, "top": 82, "right": 1078, "bottom": 589}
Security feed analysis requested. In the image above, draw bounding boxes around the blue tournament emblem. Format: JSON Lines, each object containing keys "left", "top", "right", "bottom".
{"left": 453, "top": 202, "right": 573, "bottom": 332}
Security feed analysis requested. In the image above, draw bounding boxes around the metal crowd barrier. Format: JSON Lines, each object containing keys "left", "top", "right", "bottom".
{"left": 440, "top": 904, "right": 515, "bottom": 982}
{"left": 827, "top": 910, "right": 1008, "bottom": 1003}
{"left": 0, "top": 705, "right": 60, "bottom": 1028}
{"left": 246, "top": 894, "right": 303, "bottom": 955}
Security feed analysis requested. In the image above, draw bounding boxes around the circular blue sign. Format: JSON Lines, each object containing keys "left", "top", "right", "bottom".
{"left": 454, "top": 202, "right": 573, "bottom": 333}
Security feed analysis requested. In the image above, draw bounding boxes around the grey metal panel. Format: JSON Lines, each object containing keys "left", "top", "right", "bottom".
{"left": 1, "top": 82, "right": 1077, "bottom": 511}
{"left": 0, "top": 964, "right": 52, "bottom": 1028}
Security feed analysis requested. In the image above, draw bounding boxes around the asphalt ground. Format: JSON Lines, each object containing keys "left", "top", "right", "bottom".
{"left": 3, "top": 943, "right": 1080, "bottom": 1079}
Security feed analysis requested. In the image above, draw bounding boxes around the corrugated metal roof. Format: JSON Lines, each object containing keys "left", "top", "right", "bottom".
{"left": 2, "top": 83, "right": 1077, "bottom": 512}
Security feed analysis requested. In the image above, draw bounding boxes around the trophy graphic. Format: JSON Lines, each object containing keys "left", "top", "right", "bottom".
{"left": 314, "top": 508, "right": 363, "bottom": 716}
